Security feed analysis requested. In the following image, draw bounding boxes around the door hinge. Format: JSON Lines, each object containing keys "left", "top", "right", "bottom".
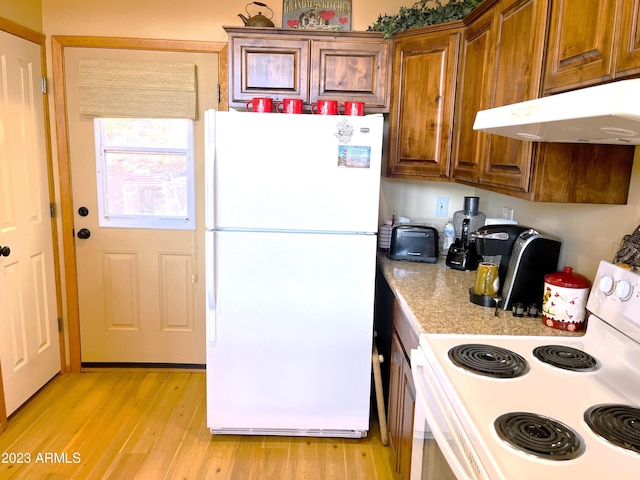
{"left": 50, "top": 202, "right": 56, "bottom": 218}
{"left": 217, "top": 84, "right": 221, "bottom": 104}
{"left": 58, "top": 318, "right": 63, "bottom": 332}
{"left": 42, "top": 77, "right": 48, "bottom": 94}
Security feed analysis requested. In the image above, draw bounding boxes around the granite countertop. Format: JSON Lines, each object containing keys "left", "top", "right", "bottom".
{"left": 378, "top": 254, "right": 583, "bottom": 338}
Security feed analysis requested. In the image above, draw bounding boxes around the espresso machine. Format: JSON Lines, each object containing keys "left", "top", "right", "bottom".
{"left": 445, "top": 196, "right": 486, "bottom": 270}
{"left": 500, "top": 229, "right": 561, "bottom": 310}
{"left": 470, "top": 225, "right": 561, "bottom": 310}
{"left": 470, "top": 224, "right": 530, "bottom": 306}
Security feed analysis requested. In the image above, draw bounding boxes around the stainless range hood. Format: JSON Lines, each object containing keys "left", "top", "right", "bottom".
{"left": 473, "top": 79, "right": 640, "bottom": 145}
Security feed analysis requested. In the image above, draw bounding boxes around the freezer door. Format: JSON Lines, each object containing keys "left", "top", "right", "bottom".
{"left": 206, "top": 110, "right": 383, "bottom": 233}
{"left": 206, "top": 230, "right": 376, "bottom": 434}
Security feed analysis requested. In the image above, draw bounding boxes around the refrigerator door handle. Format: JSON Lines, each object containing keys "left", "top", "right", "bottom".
{"left": 205, "top": 231, "right": 216, "bottom": 342}
{"left": 204, "top": 109, "right": 216, "bottom": 231}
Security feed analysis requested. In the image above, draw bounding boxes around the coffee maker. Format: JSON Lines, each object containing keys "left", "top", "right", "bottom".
{"left": 470, "top": 226, "right": 561, "bottom": 310}
{"left": 445, "top": 196, "right": 486, "bottom": 270}
{"left": 470, "top": 224, "right": 530, "bottom": 306}
{"left": 500, "top": 229, "right": 561, "bottom": 310}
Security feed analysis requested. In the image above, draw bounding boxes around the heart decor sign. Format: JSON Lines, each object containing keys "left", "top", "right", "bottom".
{"left": 283, "top": 0, "right": 352, "bottom": 31}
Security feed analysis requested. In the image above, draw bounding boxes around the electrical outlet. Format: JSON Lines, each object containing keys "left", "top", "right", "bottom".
{"left": 435, "top": 197, "right": 449, "bottom": 217}
{"left": 502, "top": 207, "right": 514, "bottom": 221}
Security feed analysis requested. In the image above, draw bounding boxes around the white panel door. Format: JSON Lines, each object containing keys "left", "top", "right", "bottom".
{"left": 0, "top": 31, "right": 61, "bottom": 415}
{"left": 64, "top": 48, "right": 218, "bottom": 364}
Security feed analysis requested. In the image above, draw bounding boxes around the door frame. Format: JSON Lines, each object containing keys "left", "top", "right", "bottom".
{"left": 0, "top": 17, "right": 59, "bottom": 432}
{"left": 51, "top": 35, "right": 227, "bottom": 373}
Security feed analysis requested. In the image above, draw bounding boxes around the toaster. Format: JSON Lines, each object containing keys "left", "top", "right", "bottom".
{"left": 388, "top": 225, "right": 439, "bottom": 263}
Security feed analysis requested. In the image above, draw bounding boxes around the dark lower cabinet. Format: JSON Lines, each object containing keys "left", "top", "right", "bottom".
{"left": 388, "top": 330, "right": 416, "bottom": 480}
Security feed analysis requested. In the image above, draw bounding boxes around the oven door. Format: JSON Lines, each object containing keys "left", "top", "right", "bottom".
{"left": 410, "top": 346, "right": 485, "bottom": 480}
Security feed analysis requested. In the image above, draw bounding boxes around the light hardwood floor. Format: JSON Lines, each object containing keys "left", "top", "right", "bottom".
{"left": 0, "top": 371, "right": 398, "bottom": 479}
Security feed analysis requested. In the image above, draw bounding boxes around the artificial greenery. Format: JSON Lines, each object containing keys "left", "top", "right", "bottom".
{"left": 368, "top": 0, "right": 483, "bottom": 38}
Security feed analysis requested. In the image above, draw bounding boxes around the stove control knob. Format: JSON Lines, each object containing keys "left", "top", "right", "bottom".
{"left": 599, "top": 274, "right": 615, "bottom": 296}
{"left": 615, "top": 279, "right": 633, "bottom": 301}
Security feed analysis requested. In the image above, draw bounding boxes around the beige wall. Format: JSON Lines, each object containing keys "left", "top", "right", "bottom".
{"left": 42, "top": 0, "right": 411, "bottom": 40}
{"left": 380, "top": 149, "right": 640, "bottom": 280}
{"left": 0, "top": 0, "right": 42, "bottom": 32}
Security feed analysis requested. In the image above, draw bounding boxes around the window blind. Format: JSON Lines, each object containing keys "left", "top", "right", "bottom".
{"left": 78, "top": 59, "right": 197, "bottom": 119}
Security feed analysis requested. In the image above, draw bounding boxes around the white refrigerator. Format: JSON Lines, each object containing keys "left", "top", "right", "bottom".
{"left": 205, "top": 110, "right": 383, "bottom": 438}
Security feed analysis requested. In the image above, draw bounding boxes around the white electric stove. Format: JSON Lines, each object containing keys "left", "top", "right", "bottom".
{"left": 411, "top": 260, "right": 640, "bottom": 479}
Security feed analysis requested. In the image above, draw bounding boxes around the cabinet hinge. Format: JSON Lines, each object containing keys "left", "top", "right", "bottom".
{"left": 217, "top": 84, "right": 221, "bottom": 104}
{"left": 42, "top": 77, "right": 48, "bottom": 94}
{"left": 58, "top": 318, "right": 63, "bottom": 333}
{"left": 50, "top": 202, "right": 56, "bottom": 218}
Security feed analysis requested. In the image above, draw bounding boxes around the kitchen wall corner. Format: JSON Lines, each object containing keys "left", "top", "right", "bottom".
{"left": 381, "top": 147, "right": 640, "bottom": 281}
{"left": 481, "top": 147, "right": 640, "bottom": 280}
{"left": 379, "top": 177, "right": 475, "bottom": 228}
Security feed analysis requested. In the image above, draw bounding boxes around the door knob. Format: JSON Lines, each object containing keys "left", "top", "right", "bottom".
{"left": 0, "top": 246, "right": 10, "bottom": 257}
{"left": 77, "top": 228, "right": 91, "bottom": 239}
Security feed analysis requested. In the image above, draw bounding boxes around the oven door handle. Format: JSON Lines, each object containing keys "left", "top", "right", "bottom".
{"left": 411, "top": 348, "right": 483, "bottom": 480}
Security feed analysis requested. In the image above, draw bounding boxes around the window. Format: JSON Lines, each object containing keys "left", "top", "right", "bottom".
{"left": 94, "top": 118, "right": 195, "bottom": 230}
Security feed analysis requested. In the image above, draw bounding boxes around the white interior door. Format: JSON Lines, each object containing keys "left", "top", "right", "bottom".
{"left": 0, "top": 31, "right": 61, "bottom": 415}
{"left": 64, "top": 48, "right": 217, "bottom": 364}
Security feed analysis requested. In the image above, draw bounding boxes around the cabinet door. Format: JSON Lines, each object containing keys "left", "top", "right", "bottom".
{"left": 454, "top": 0, "right": 547, "bottom": 192}
{"left": 229, "top": 37, "right": 309, "bottom": 105}
{"left": 388, "top": 331, "right": 415, "bottom": 480}
{"left": 479, "top": 0, "right": 548, "bottom": 191}
{"left": 386, "top": 29, "right": 461, "bottom": 179}
{"left": 310, "top": 40, "right": 390, "bottom": 109}
{"left": 452, "top": 6, "right": 495, "bottom": 184}
{"left": 543, "top": 0, "right": 621, "bottom": 93}
{"left": 616, "top": 0, "right": 640, "bottom": 78}
{"left": 388, "top": 332, "right": 403, "bottom": 457}
{"left": 398, "top": 344, "right": 416, "bottom": 480}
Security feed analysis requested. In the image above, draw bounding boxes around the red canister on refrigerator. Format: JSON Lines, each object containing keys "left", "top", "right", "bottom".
{"left": 542, "top": 267, "right": 591, "bottom": 331}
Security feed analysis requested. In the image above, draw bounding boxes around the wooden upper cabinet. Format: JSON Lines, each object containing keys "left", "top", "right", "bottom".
{"left": 453, "top": 0, "right": 548, "bottom": 192}
{"left": 543, "top": 0, "right": 625, "bottom": 93}
{"left": 544, "top": 0, "right": 640, "bottom": 90}
{"left": 225, "top": 27, "right": 390, "bottom": 112}
{"left": 386, "top": 25, "right": 463, "bottom": 180}
{"left": 229, "top": 35, "right": 310, "bottom": 104}
{"left": 616, "top": 0, "right": 640, "bottom": 78}
{"left": 310, "top": 40, "right": 390, "bottom": 108}
{"left": 451, "top": 5, "right": 495, "bottom": 185}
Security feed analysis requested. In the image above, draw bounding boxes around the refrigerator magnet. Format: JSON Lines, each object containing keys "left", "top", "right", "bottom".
{"left": 338, "top": 145, "right": 371, "bottom": 168}
{"left": 334, "top": 119, "right": 354, "bottom": 143}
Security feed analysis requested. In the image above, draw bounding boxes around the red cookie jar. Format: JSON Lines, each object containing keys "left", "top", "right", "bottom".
{"left": 542, "top": 267, "right": 592, "bottom": 331}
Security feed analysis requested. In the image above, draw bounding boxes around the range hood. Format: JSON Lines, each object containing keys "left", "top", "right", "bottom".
{"left": 473, "top": 79, "right": 640, "bottom": 145}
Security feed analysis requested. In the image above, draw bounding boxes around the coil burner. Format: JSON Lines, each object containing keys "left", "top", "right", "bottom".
{"left": 532, "top": 345, "right": 599, "bottom": 372}
{"left": 495, "top": 412, "right": 585, "bottom": 460}
{"left": 447, "top": 344, "right": 529, "bottom": 378}
{"left": 584, "top": 404, "right": 640, "bottom": 454}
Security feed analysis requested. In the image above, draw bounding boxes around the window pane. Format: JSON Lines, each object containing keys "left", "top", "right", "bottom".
{"left": 104, "top": 152, "right": 187, "bottom": 217}
{"left": 102, "top": 118, "right": 189, "bottom": 148}
{"left": 95, "top": 117, "right": 195, "bottom": 230}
